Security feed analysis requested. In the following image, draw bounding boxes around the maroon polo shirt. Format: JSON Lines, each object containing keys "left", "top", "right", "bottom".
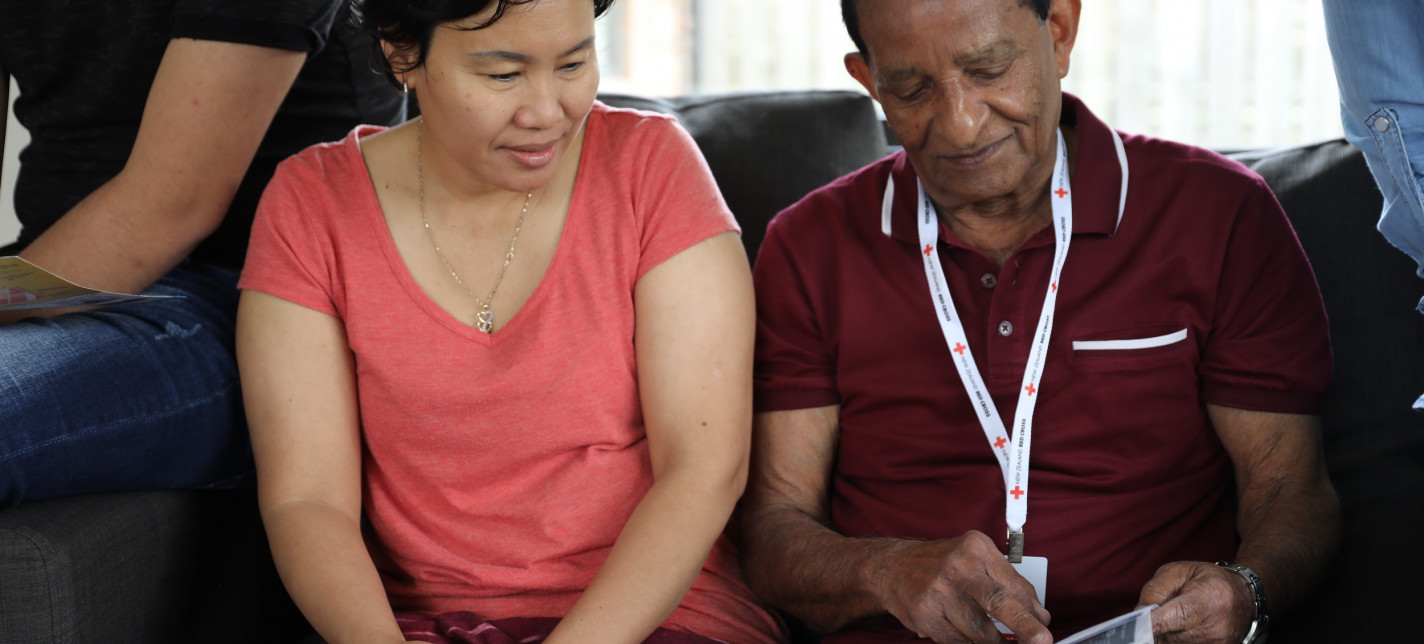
{"left": 751, "top": 95, "right": 1331, "bottom": 640}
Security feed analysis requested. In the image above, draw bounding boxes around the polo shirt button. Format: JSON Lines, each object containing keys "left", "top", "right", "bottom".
{"left": 981, "top": 273, "right": 998, "bottom": 289}
{"left": 1375, "top": 116, "right": 1391, "bottom": 133}
{"left": 998, "top": 321, "right": 1013, "bottom": 336}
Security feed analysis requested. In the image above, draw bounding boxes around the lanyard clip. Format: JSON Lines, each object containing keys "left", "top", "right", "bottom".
{"left": 1007, "top": 530, "right": 1025, "bottom": 564}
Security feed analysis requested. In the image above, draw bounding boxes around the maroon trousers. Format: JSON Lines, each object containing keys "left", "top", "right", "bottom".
{"left": 394, "top": 612, "right": 726, "bottom": 644}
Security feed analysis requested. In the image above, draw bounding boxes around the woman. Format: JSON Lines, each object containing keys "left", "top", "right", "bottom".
{"left": 234, "top": 1, "right": 786, "bottom": 643}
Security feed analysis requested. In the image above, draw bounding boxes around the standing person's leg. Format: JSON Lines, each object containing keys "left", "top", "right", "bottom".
{"left": 0, "top": 261, "right": 250, "bottom": 507}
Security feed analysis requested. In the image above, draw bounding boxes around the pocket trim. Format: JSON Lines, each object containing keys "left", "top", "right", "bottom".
{"left": 1072, "top": 328, "right": 1188, "bottom": 351}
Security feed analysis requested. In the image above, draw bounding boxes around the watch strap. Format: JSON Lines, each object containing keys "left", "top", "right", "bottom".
{"left": 1215, "top": 561, "right": 1269, "bottom": 644}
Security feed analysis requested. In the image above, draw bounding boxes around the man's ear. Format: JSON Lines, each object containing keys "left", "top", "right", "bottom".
{"left": 1048, "top": 0, "right": 1082, "bottom": 79}
{"left": 844, "top": 52, "right": 879, "bottom": 102}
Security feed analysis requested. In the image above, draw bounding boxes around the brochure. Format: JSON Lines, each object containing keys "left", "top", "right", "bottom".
{"left": 1055, "top": 605, "right": 1156, "bottom": 644}
{"left": 0, "top": 256, "right": 172, "bottom": 311}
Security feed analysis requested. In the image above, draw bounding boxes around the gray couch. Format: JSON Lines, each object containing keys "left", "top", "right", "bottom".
{"left": 2, "top": 90, "right": 1420, "bottom": 643}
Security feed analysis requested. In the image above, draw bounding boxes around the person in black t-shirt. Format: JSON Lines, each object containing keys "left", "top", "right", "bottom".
{"left": 0, "top": 1, "right": 402, "bottom": 506}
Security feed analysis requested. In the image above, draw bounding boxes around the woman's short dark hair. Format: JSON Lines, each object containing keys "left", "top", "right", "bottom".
{"left": 841, "top": 0, "right": 1050, "bottom": 60}
{"left": 355, "top": 0, "right": 616, "bottom": 84}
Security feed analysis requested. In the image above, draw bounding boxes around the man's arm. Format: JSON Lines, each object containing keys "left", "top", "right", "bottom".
{"left": 1142, "top": 404, "right": 1340, "bottom": 643}
{"left": 740, "top": 406, "right": 1052, "bottom": 644}
{"left": 5, "top": 38, "right": 305, "bottom": 320}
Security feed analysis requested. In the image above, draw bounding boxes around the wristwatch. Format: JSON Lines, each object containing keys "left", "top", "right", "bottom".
{"left": 1216, "top": 561, "right": 1269, "bottom": 643}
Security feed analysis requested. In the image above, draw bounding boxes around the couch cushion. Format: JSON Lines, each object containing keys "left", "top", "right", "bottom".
{"left": 599, "top": 91, "right": 887, "bottom": 262}
{"left": 1232, "top": 140, "right": 1424, "bottom": 642}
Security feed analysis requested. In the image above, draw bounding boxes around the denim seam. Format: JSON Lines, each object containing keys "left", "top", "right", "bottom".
{"left": 1366, "top": 108, "right": 1424, "bottom": 225}
{"left": 1364, "top": 108, "right": 1424, "bottom": 285}
{"left": 0, "top": 378, "right": 239, "bottom": 464}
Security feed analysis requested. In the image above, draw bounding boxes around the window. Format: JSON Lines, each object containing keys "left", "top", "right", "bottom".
{"left": 595, "top": 0, "right": 1343, "bottom": 148}
{"left": 1, "top": 0, "right": 1349, "bottom": 242}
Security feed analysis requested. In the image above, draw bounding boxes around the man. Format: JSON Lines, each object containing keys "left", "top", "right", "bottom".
{"left": 0, "top": 1, "right": 402, "bottom": 505}
{"left": 739, "top": 1, "right": 1340, "bottom": 642}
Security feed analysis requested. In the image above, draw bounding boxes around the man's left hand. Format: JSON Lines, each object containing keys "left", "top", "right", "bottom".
{"left": 1138, "top": 561, "right": 1252, "bottom": 643}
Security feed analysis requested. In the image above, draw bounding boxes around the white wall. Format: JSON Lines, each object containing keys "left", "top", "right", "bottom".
{"left": 2, "top": 77, "right": 24, "bottom": 247}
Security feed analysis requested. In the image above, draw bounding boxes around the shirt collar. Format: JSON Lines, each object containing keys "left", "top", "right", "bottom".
{"left": 883, "top": 92, "right": 1128, "bottom": 245}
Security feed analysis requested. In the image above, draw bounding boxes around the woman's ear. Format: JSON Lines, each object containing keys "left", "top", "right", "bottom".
{"left": 380, "top": 39, "right": 421, "bottom": 89}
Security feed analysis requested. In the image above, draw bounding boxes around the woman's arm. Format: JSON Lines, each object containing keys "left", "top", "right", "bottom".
{"left": 7, "top": 38, "right": 304, "bottom": 321}
{"left": 544, "top": 231, "right": 756, "bottom": 644}
{"left": 236, "top": 290, "right": 410, "bottom": 644}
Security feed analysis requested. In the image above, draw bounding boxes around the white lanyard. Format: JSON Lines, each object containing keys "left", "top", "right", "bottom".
{"left": 916, "top": 129, "right": 1072, "bottom": 562}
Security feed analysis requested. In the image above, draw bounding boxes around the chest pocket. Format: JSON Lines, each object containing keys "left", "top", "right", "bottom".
{"left": 1074, "top": 328, "right": 1187, "bottom": 351}
{"left": 1069, "top": 327, "right": 1195, "bottom": 369}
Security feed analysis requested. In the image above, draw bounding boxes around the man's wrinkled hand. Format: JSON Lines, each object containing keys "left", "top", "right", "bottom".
{"left": 1139, "top": 561, "right": 1253, "bottom": 644}
{"left": 871, "top": 530, "right": 1052, "bottom": 644}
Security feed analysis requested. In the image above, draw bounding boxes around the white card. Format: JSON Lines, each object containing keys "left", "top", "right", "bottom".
{"left": 1057, "top": 605, "right": 1156, "bottom": 644}
{"left": 993, "top": 555, "right": 1048, "bottom": 636}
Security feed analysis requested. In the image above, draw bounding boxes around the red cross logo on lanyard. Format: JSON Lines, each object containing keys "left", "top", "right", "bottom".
{"left": 1010, "top": 486, "right": 1025, "bottom": 500}
{"left": 923, "top": 244, "right": 934, "bottom": 257}
{"left": 1054, "top": 187, "right": 1068, "bottom": 199}
{"left": 1024, "top": 383, "right": 1037, "bottom": 396}
{"left": 994, "top": 436, "right": 1007, "bottom": 449}
{"left": 953, "top": 343, "right": 967, "bottom": 355}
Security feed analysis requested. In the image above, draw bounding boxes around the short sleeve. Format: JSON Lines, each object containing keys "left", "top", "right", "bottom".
{"left": 1199, "top": 178, "right": 1333, "bottom": 413}
{"left": 622, "top": 115, "right": 740, "bottom": 280}
{"left": 238, "top": 153, "right": 341, "bottom": 317}
{"left": 172, "top": 0, "right": 344, "bottom": 52}
{"left": 752, "top": 206, "right": 842, "bottom": 413}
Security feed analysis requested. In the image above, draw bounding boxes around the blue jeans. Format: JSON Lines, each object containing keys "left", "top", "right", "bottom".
{"left": 1323, "top": 0, "right": 1424, "bottom": 410}
{"left": 0, "top": 261, "right": 252, "bottom": 507}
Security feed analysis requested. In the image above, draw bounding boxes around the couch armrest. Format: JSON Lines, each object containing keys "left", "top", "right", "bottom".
{"left": 0, "top": 489, "right": 306, "bottom": 644}
{"left": 1, "top": 491, "right": 207, "bottom": 642}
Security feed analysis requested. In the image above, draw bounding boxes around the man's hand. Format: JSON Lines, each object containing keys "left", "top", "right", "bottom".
{"left": 741, "top": 407, "right": 1052, "bottom": 643}
{"left": 872, "top": 531, "right": 1051, "bottom": 644}
{"left": 1139, "top": 561, "right": 1253, "bottom": 644}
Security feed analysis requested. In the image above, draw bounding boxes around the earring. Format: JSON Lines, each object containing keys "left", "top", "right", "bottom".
{"left": 397, "top": 79, "right": 410, "bottom": 123}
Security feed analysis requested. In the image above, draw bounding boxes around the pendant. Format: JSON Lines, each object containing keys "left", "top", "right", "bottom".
{"left": 476, "top": 309, "right": 495, "bottom": 333}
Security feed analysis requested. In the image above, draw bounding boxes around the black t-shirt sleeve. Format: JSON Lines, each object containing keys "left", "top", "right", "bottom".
{"left": 172, "top": 0, "right": 344, "bottom": 52}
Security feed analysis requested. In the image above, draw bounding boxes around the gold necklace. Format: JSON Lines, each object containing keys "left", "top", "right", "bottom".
{"left": 416, "top": 119, "right": 533, "bottom": 333}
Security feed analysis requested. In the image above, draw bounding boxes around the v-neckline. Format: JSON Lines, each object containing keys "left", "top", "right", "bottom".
{"left": 353, "top": 120, "right": 594, "bottom": 347}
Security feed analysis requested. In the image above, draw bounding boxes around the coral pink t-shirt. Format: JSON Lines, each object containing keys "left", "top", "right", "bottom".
{"left": 240, "top": 103, "right": 785, "bottom": 644}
